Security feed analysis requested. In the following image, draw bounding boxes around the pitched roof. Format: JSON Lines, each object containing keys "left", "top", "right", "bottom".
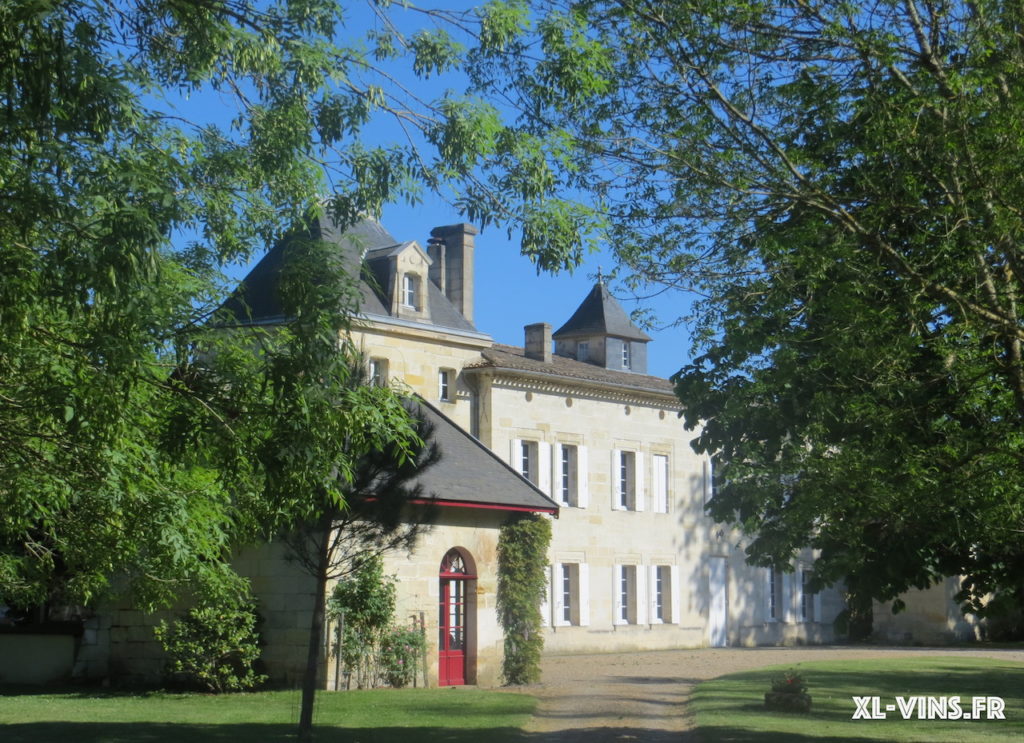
{"left": 467, "top": 343, "right": 675, "bottom": 398}
{"left": 552, "top": 282, "right": 652, "bottom": 342}
{"left": 220, "top": 216, "right": 476, "bottom": 332}
{"left": 413, "top": 398, "right": 559, "bottom": 514}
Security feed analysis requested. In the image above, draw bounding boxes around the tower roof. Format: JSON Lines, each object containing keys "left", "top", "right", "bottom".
{"left": 552, "top": 282, "right": 651, "bottom": 342}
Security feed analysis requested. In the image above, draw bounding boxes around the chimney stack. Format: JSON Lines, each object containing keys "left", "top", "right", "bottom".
{"left": 429, "top": 223, "right": 478, "bottom": 323}
{"left": 524, "top": 323, "right": 552, "bottom": 363}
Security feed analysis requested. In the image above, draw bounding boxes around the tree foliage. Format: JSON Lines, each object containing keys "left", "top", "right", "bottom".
{"left": 496, "top": 514, "right": 551, "bottom": 685}
{"left": 467, "top": 0, "right": 1024, "bottom": 615}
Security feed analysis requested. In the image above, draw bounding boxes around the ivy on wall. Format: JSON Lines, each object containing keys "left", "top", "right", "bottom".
{"left": 496, "top": 514, "right": 552, "bottom": 685}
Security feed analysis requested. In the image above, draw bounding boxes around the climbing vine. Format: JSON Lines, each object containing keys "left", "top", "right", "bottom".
{"left": 496, "top": 514, "right": 552, "bottom": 685}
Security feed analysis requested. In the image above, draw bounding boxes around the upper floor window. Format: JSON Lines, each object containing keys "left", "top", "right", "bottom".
{"left": 520, "top": 440, "right": 538, "bottom": 483}
{"left": 438, "top": 368, "right": 453, "bottom": 401}
{"left": 402, "top": 273, "right": 419, "bottom": 308}
{"left": 613, "top": 449, "right": 643, "bottom": 510}
{"left": 622, "top": 341, "right": 631, "bottom": 369}
{"left": 577, "top": 341, "right": 589, "bottom": 362}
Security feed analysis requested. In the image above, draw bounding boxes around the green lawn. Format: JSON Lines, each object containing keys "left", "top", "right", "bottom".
{"left": 692, "top": 656, "right": 1024, "bottom": 742}
{"left": 0, "top": 686, "right": 535, "bottom": 743}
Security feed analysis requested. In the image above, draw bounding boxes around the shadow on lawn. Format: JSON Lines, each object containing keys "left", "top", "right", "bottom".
{"left": 2, "top": 722, "right": 531, "bottom": 743}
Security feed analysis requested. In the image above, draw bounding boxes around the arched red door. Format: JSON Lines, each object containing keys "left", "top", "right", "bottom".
{"left": 438, "top": 549, "right": 475, "bottom": 686}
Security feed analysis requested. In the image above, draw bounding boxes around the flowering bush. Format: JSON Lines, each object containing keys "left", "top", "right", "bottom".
{"left": 378, "top": 625, "right": 425, "bottom": 688}
{"left": 770, "top": 669, "right": 808, "bottom": 695}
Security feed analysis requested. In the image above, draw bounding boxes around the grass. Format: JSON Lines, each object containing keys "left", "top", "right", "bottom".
{"left": 0, "top": 686, "right": 536, "bottom": 743}
{"left": 692, "top": 656, "right": 1024, "bottom": 742}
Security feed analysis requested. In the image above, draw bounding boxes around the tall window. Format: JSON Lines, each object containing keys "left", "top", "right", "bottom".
{"left": 615, "top": 450, "right": 637, "bottom": 510}
{"left": 577, "top": 341, "right": 589, "bottom": 361}
{"left": 801, "top": 570, "right": 816, "bottom": 622}
{"left": 402, "top": 274, "right": 419, "bottom": 308}
{"left": 368, "top": 358, "right": 388, "bottom": 387}
{"left": 438, "top": 368, "right": 452, "bottom": 401}
{"left": 767, "top": 567, "right": 784, "bottom": 621}
{"left": 650, "top": 565, "right": 679, "bottom": 624}
{"left": 552, "top": 562, "right": 588, "bottom": 627}
{"left": 615, "top": 564, "right": 638, "bottom": 624}
{"left": 519, "top": 440, "right": 538, "bottom": 483}
{"left": 622, "top": 341, "right": 631, "bottom": 369}
{"left": 560, "top": 444, "right": 577, "bottom": 506}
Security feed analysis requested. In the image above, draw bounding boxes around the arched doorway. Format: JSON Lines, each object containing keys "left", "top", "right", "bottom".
{"left": 438, "top": 548, "right": 476, "bottom": 686}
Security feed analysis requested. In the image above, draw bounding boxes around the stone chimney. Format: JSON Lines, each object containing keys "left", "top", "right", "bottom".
{"left": 524, "top": 323, "right": 552, "bottom": 363}
{"left": 426, "top": 236, "right": 446, "bottom": 295}
{"left": 429, "top": 223, "right": 478, "bottom": 323}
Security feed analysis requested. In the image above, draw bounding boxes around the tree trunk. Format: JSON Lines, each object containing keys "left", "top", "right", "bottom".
{"left": 298, "top": 514, "right": 333, "bottom": 742}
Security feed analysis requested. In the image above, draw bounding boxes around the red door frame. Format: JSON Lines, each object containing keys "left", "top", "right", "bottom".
{"left": 438, "top": 549, "right": 475, "bottom": 686}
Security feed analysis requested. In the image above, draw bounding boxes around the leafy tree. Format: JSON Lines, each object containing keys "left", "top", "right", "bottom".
{"left": 465, "top": 0, "right": 1024, "bottom": 619}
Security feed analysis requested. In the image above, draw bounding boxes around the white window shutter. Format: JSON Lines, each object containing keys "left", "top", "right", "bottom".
{"left": 670, "top": 565, "right": 681, "bottom": 624}
{"left": 636, "top": 565, "right": 647, "bottom": 625}
{"left": 764, "top": 568, "right": 774, "bottom": 622}
{"left": 579, "top": 563, "right": 590, "bottom": 626}
{"left": 552, "top": 563, "right": 566, "bottom": 626}
{"left": 635, "top": 452, "right": 645, "bottom": 511}
{"left": 813, "top": 587, "right": 823, "bottom": 623}
{"left": 577, "top": 445, "right": 589, "bottom": 508}
{"left": 540, "top": 563, "right": 551, "bottom": 627}
{"left": 538, "top": 442, "right": 552, "bottom": 495}
{"left": 611, "top": 450, "right": 623, "bottom": 510}
{"left": 613, "top": 564, "right": 625, "bottom": 624}
{"left": 510, "top": 438, "right": 522, "bottom": 472}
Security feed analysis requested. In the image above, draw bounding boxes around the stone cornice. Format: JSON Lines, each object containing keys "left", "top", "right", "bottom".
{"left": 466, "top": 366, "right": 682, "bottom": 410}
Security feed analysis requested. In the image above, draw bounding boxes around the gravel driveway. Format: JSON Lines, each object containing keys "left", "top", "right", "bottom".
{"left": 517, "top": 646, "right": 1024, "bottom": 742}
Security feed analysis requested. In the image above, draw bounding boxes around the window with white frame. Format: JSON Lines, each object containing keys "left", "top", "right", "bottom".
{"left": 622, "top": 341, "right": 631, "bottom": 369}
{"left": 552, "top": 562, "right": 589, "bottom": 627}
{"left": 511, "top": 438, "right": 551, "bottom": 494}
{"left": 612, "top": 449, "right": 644, "bottom": 511}
{"left": 402, "top": 273, "right": 419, "bottom": 308}
{"left": 577, "top": 341, "right": 589, "bottom": 361}
{"left": 438, "top": 368, "right": 453, "bottom": 401}
{"left": 652, "top": 454, "right": 669, "bottom": 513}
{"left": 368, "top": 357, "right": 388, "bottom": 387}
{"left": 613, "top": 564, "right": 644, "bottom": 625}
{"left": 649, "top": 565, "right": 680, "bottom": 624}
{"left": 555, "top": 443, "right": 588, "bottom": 508}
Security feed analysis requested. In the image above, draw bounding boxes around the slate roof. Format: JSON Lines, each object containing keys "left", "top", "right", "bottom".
{"left": 220, "top": 215, "right": 476, "bottom": 332}
{"left": 552, "top": 282, "right": 652, "bottom": 342}
{"left": 413, "top": 398, "right": 559, "bottom": 514}
{"left": 467, "top": 343, "right": 676, "bottom": 398}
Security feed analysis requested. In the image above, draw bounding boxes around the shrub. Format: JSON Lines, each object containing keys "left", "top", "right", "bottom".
{"left": 155, "top": 587, "right": 266, "bottom": 693}
{"left": 378, "top": 625, "right": 426, "bottom": 688}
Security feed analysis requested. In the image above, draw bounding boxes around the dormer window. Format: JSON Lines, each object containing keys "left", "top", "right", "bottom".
{"left": 402, "top": 274, "right": 419, "bottom": 309}
{"left": 577, "top": 341, "right": 589, "bottom": 362}
{"left": 622, "top": 341, "right": 631, "bottom": 369}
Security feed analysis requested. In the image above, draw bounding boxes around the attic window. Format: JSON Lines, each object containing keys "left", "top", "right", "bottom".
{"left": 622, "top": 341, "right": 631, "bottom": 369}
{"left": 402, "top": 274, "right": 419, "bottom": 309}
{"left": 577, "top": 341, "right": 589, "bottom": 361}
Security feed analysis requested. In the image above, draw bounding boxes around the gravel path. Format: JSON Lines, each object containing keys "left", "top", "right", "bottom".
{"left": 516, "top": 646, "right": 1024, "bottom": 742}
